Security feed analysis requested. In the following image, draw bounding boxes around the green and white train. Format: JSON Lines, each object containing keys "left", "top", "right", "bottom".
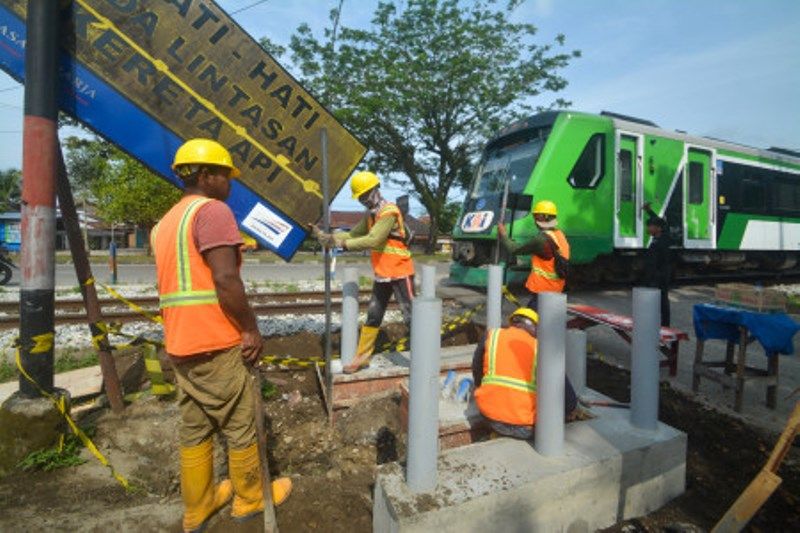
{"left": 449, "top": 110, "right": 800, "bottom": 287}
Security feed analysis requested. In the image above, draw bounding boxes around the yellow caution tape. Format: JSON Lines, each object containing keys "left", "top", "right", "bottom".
{"left": 13, "top": 340, "right": 130, "bottom": 491}
{"left": 502, "top": 285, "right": 522, "bottom": 307}
{"left": 30, "top": 332, "right": 55, "bottom": 354}
{"left": 93, "top": 281, "right": 163, "bottom": 325}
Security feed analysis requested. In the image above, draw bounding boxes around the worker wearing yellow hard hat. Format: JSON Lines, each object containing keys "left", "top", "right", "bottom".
{"left": 154, "top": 138, "right": 291, "bottom": 532}
{"left": 471, "top": 305, "right": 577, "bottom": 440}
{"left": 498, "top": 199, "right": 570, "bottom": 310}
{"left": 311, "top": 170, "right": 415, "bottom": 374}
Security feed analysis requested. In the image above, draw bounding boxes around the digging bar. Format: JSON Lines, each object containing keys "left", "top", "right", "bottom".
{"left": 249, "top": 365, "right": 279, "bottom": 533}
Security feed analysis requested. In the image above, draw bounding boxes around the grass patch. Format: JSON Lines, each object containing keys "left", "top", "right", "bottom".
{"left": 54, "top": 349, "right": 98, "bottom": 374}
{"left": 18, "top": 429, "right": 92, "bottom": 472}
{"left": 261, "top": 379, "right": 278, "bottom": 401}
{"left": 0, "top": 349, "right": 98, "bottom": 384}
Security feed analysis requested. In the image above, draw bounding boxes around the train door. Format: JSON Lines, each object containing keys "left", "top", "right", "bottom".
{"left": 684, "top": 147, "right": 716, "bottom": 249}
{"left": 615, "top": 132, "right": 643, "bottom": 247}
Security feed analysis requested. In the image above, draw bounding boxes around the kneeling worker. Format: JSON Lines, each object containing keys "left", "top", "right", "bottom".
{"left": 472, "top": 307, "right": 577, "bottom": 440}
{"left": 153, "top": 139, "right": 291, "bottom": 532}
{"left": 313, "top": 171, "right": 415, "bottom": 373}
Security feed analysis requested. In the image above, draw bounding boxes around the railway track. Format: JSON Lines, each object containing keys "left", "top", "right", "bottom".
{"left": 0, "top": 290, "right": 385, "bottom": 330}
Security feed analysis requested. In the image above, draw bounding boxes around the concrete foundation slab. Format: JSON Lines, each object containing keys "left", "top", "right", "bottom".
{"left": 374, "top": 389, "right": 687, "bottom": 532}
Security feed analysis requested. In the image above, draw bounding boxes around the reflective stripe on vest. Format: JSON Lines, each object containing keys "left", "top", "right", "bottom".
{"left": 159, "top": 198, "right": 219, "bottom": 309}
{"left": 482, "top": 329, "right": 537, "bottom": 393}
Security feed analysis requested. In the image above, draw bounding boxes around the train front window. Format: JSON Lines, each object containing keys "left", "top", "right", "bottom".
{"left": 470, "top": 138, "right": 545, "bottom": 198}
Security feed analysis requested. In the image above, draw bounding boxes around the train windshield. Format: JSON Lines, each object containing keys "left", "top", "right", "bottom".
{"left": 469, "top": 136, "right": 546, "bottom": 199}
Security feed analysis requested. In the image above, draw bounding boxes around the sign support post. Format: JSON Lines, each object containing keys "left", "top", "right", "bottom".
{"left": 18, "top": 0, "right": 59, "bottom": 397}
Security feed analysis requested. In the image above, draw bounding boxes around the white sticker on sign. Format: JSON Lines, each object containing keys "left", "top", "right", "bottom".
{"left": 242, "top": 203, "right": 293, "bottom": 248}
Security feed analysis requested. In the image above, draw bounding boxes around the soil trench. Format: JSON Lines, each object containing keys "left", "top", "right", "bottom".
{"left": 0, "top": 323, "right": 798, "bottom": 532}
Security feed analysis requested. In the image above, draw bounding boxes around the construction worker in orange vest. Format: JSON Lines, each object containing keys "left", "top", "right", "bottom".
{"left": 472, "top": 307, "right": 577, "bottom": 439}
{"left": 312, "top": 171, "right": 415, "bottom": 373}
{"left": 152, "top": 139, "right": 291, "bottom": 532}
{"left": 498, "top": 199, "right": 570, "bottom": 310}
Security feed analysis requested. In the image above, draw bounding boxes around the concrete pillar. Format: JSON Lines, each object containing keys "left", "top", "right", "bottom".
{"left": 630, "top": 287, "right": 661, "bottom": 431}
{"left": 535, "top": 292, "right": 567, "bottom": 457}
{"left": 486, "top": 264, "right": 503, "bottom": 329}
{"left": 566, "top": 329, "right": 587, "bottom": 397}
{"left": 420, "top": 264, "right": 436, "bottom": 298}
{"left": 406, "top": 270, "right": 442, "bottom": 493}
{"left": 340, "top": 268, "right": 359, "bottom": 367}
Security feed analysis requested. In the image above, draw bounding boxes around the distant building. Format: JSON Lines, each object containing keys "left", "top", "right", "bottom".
{"left": 1, "top": 205, "right": 146, "bottom": 252}
{"left": 0, "top": 212, "right": 21, "bottom": 252}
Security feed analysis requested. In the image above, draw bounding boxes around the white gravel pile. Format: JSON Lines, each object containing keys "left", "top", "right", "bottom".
{"left": 0, "top": 309, "right": 403, "bottom": 364}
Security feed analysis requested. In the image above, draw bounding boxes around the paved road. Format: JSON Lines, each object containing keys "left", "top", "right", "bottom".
{"left": 1, "top": 259, "right": 452, "bottom": 287}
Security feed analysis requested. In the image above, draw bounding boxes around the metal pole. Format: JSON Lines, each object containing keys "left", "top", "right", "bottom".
{"left": 630, "top": 287, "right": 661, "bottom": 430}
{"left": 56, "top": 150, "right": 125, "bottom": 413}
{"left": 486, "top": 264, "right": 503, "bottom": 329}
{"left": 420, "top": 264, "right": 436, "bottom": 298}
{"left": 566, "top": 329, "right": 587, "bottom": 397}
{"left": 534, "top": 292, "right": 567, "bottom": 457}
{"left": 340, "top": 267, "right": 359, "bottom": 368}
{"left": 18, "top": 0, "right": 59, "bottom": 397}
{"left": 321, "top": 129, "right": 333, "bottom": 419}
{"left": 406, "top": 268, "right": 442, "bottom": 493}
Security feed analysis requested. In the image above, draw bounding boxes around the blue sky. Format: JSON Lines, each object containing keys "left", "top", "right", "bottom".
{"left": 0, "top": 0, "right": 798, "bottom": 215}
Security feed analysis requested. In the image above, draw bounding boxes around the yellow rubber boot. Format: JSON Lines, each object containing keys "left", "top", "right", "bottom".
{"left": 343, "top": 325, "right": 380, "bottom": 374}
{"left": 229, "top": 443, "right": 293, "bottom": 521}
{"left": 180, "top": 440, "right": 233, "bottom": 533}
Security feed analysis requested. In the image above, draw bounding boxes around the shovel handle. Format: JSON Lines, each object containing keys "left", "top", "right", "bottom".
{"left": 250, "top": 366, "right": 279, "bottom": 533}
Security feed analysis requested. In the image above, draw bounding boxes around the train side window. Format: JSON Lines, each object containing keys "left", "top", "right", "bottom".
{"left": 568, "top": 134, "right": 605, "bottom": 189}
{"left": 741, "top": 179, "right": 765, "bottom": 210}
{"left": 688, "top": 161, "right": 704, "bottom": 205}
{"left": 774, "top": 181, "right": 800, "bottom": 212}
{"left": 619, "top": 149, "right": 633, "bottom": 201}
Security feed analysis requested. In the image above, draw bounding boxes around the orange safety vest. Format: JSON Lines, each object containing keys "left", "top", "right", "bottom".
{"left": 525, "top": 228, "right": 570, "bottom": 294}
{"left": 152, "top": 195, "right": 241, "bottom": 356}
{"left": 366, "top": 202, "right": 414, "bottom": 279}
{"left": 474, "top": 327, "right": 538, "bottom": 426}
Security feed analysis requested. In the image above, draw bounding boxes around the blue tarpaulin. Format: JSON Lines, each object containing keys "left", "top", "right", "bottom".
{"left": 693, "top": 304, "right": 800, "bottom": 357}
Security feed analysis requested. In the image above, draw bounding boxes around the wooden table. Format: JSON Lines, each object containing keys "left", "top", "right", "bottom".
{"left": 691, "top": 303, "right": 798, "bottom": 412}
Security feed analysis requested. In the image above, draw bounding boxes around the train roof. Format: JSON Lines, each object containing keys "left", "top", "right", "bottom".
{"left": 486, "top": 110, "right": 800, "bottom": 168}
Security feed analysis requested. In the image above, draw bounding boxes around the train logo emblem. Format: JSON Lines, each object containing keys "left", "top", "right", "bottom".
{"left": 461, "top": 211, "right": 494, "bottom": 233}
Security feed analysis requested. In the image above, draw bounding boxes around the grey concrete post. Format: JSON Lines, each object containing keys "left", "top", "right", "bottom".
{"left": 486, "top": 265, "right": 503, "bottom": 329}
{"left": 630, "top": 287, "right": 661, "bottom": 431}
{"left": 406, "top": 270, "right": 442, "bottom": 493}
{"left": 535, "top": 292, "right": 567, "bottom": 457}
{"left": 566, "top": 329, "right": 587, "bottom": 396}
{"left": 340, "top": 268, "right": 359, "bottom": 367}
{"left": 420, "top": 264, "right": 437, "bottom": 298}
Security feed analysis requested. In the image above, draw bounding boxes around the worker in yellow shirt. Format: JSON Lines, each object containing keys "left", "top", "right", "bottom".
{"left": 313, "top": 171, "right": 414, "bottom": 373}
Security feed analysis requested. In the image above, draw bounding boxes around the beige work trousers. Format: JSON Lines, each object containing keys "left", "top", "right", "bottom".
{"left": 172, "top": 345, "right": 256, "bottom": 449}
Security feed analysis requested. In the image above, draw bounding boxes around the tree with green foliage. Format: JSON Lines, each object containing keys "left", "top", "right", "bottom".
{"left": 278, "top": 0, "right": 579, "bottom": 251}
{"left": 0, "top": 168, "right": 21, "bottom": 212}
{"left": 64, "top": 137, "right": 181, "bottom": 250}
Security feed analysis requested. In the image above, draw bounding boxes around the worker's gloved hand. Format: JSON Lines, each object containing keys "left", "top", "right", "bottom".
{"left": 319, "top": 233, "right": 338, "bottom": 249}
{"left": 307, "top": 224, "right": 323, "bottom": 239}
{"left": 332, "top": 234, "right": 348, "bottom": 248}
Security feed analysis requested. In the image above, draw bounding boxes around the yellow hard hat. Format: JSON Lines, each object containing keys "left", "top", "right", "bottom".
{"left": 350, "top": 171, "right": 380, "bottom": 199}
{"left": 533, "top": 200, "right": 557, "bottom": 217}
{"left": 172, "top": 138, "right": 240, "bottom": 178}
{"left": 509, "top": 307, "right": 539, "bottom": 325}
